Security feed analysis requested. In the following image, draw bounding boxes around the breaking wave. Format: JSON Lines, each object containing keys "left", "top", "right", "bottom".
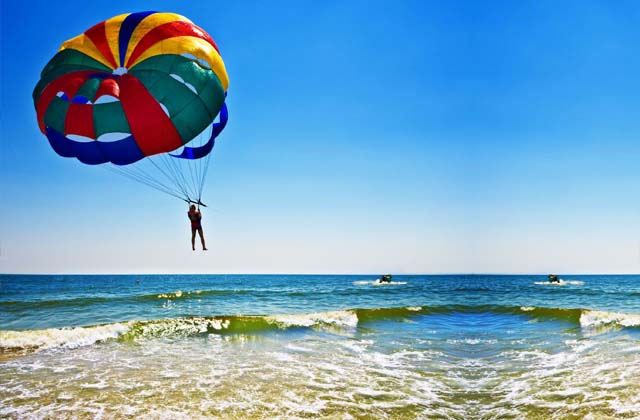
{"left": 0, "top": 310, "right": 359, "bottom": 353}
{"left": 2, "top": 305, "right": 639, "bottom": 353}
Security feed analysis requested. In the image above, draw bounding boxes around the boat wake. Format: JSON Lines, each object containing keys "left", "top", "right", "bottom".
{"left": 353, "top": 280, "right": 407, "bottom": 286}
{"left": 534, "top": 279, "right": 584, "bottom": 286}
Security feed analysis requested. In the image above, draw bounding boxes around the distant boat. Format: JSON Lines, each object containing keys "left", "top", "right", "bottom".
{"left": 548, "top": 274, "right": 560, "bottom": 283}
{"left": 379, "top": 274, "right": 393, "bottom": 283}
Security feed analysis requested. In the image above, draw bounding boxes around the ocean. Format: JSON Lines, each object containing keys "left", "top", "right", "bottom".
{"left": 1, "top": 274, "right": 639, "bottom": 419}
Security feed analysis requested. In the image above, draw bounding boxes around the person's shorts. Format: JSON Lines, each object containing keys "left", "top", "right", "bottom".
{"left": 191, "top": 226, "right": 202, "bottom": 233}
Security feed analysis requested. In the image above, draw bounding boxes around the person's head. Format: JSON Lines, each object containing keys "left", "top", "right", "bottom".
{"left": 189, "top": 204, "right": 196, "bottom": 211}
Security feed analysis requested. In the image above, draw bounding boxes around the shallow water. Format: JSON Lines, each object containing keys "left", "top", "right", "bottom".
{"left": 1, "top": 274, "right": 639, "bottom": 419}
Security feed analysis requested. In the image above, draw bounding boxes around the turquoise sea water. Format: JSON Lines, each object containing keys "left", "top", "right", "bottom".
{"left": 1, "top": 274, "right": 639, "bottom": 419}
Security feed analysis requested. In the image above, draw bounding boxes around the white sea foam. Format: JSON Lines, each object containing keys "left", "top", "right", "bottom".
{"left": 271, "top": 351, "right": 297, "bottom": 363}
{"left": 133, "top": 317, "right": 230, "bottom": 338}
{"left": 80, "top": 381, "right": 108, "bottom": 389}
{"left": 0, "top": 323, "right": 132, "bottom": 350}
{"left": 494, "top": 335, "right": 640, "bottom": 419}
{"left": 285, "top": 343, "right": 313, "bottom": 353}
{"left": 266, "top": 310, "right": 358, "bottom": 328}
{"left": 580, "top": 310, "right": 640, "bottom": 328}
{"left": 2, "top": 326, "right": 639, "bottom": 420}
{"left": 0, "top": 317, "right": 236, "bottom": 351}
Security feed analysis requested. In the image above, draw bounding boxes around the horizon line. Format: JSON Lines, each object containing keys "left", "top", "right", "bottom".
{"left": 1, "top": 272, "right": 638, "bottom": 276}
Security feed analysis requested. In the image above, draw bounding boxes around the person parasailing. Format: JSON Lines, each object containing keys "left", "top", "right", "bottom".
{"left": 32, "top": 11, "right": 230, "bottom": 228}
{"left": 188, "top": 204, "right": 207, "bottom": 251}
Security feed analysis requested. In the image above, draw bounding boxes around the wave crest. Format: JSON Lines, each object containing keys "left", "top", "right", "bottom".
{"left": 2, "top": 305, "right": 638, "bottom": 354}
{"left": 580, "top": 310, "right": 640, "bottom": 328}
{"left": 0, "top": 323, "right": 131, "bottom": 351}
{"left": 266, "top": 311, "right": 358, "bottom": 328}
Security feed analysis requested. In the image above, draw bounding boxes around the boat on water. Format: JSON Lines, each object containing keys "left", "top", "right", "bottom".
{"left": 378, "top": 274, "right": 393, "bottom": 283}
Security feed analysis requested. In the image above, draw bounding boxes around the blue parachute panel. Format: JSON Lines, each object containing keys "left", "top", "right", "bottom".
{"left": 170, "top": 102, "right": 228, "bottom": 160}
{"left": 45, "top": 126, "right": 145, "bottom": 165}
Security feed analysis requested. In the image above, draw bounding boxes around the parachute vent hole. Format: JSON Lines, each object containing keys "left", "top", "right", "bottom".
{"left": 180, "top": 53, "right": 211, "bottom": 70}
{"left": 66, "top": 134, "right": 95, "bottom": 143}
{"left": 97, "top": 132, "right": 131, "bottom": 142}
{"left": 159, "top": 103, "right": 170, "bottom": 117}
{"left": 169, "top": 74, "right": 197, "bottom": 94}
{"left": 94, "top": 95, "right": 120, "bottom": 104}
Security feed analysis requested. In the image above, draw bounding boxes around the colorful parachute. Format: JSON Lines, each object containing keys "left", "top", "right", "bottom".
{"left": 33, "top": 12, "right": 229, "bottom": 205}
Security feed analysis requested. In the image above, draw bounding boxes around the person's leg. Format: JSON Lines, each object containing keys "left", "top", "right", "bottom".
{"left": 198, "top": 228, "right": 207, "bottom": 250}
{"left": 191, "top": 228, "right": 196, "bottom": 250}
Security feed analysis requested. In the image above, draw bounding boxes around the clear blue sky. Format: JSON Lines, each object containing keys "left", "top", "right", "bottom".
{"left": 1, "top": 0, "right": 639, "bottom": 274}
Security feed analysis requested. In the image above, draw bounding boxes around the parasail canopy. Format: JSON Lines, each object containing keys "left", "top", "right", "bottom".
{"left": 33, "top": 11, "right": 230, "bottom": 205}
